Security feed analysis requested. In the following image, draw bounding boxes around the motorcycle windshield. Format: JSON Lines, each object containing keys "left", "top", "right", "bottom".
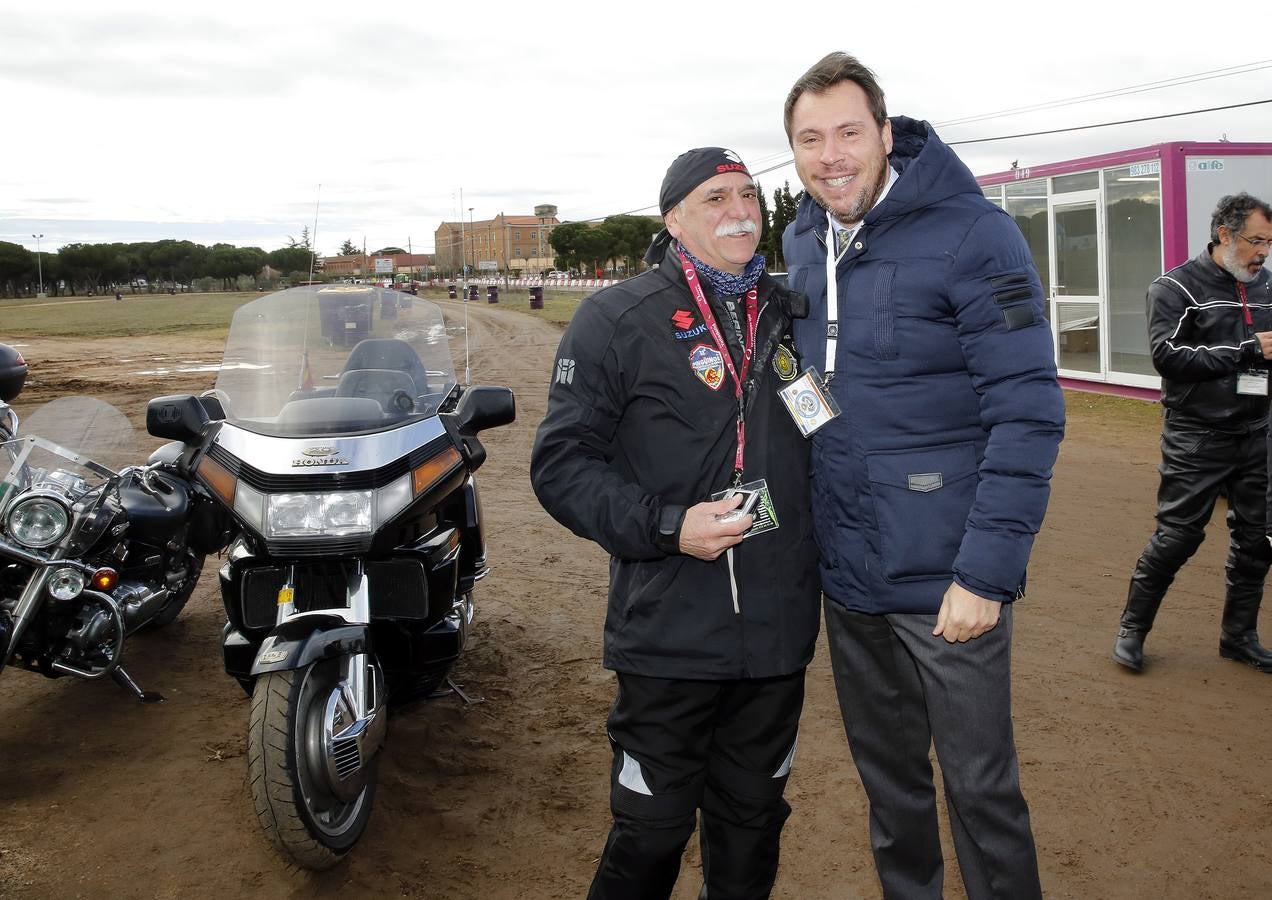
{"left": 0, "top": 397, "right": 136, "bottom": 514}
{"left": 213, "top": 286, "right": 458, "bottom": 438}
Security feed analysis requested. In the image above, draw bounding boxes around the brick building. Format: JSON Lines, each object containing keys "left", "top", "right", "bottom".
{"left": 321, "top": 252, "right": 435, "bottom": 278}
{"left": 434, "top": 212, "right": 561, "bottom": 276}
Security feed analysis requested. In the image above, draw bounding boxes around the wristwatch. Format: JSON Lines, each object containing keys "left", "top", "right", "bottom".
{"left": 655, "top": 503, "right": 686, "bottom": 555}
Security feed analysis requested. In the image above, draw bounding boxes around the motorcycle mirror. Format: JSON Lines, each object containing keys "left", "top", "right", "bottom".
{"left": 454, "top": 386, "right": 516, "bottom": 438}
{"left": 146, "top": 394, "right": 211, "bottom": 445}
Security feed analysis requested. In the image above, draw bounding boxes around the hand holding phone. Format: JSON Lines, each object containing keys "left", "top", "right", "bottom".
{"left": 716, "top": 489, "right": 760, "bottom": 523}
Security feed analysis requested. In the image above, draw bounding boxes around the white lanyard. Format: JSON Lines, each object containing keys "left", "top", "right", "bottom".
{"left": 823, "top": 210, "right": 861, "bottom": 379}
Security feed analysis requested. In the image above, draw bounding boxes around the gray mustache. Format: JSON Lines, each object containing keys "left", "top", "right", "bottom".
{"left": 716, "top": 219, "right": 758, "bottom": 237}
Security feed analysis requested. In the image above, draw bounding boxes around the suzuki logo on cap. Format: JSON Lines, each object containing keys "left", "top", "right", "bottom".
{"left": 716, "top": 148, "right": 747, "bottom": 174}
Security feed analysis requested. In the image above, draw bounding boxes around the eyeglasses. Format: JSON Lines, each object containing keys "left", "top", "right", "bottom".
{"left": 1237, "top": 232, "right": 1272, "bottom": 251}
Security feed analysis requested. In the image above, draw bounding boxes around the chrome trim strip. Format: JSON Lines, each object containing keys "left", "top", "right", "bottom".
{"left": 213, "top": 416, "right": 448, "bottom": 475}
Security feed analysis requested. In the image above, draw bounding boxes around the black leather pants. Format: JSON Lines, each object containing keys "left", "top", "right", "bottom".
{"left": 1123, "top": 415, "right": 1272, "bottom": 634}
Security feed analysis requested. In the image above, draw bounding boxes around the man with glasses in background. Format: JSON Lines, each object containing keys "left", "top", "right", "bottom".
{"left": 1115, "top": 192, "right": 1272, "bottom": 673}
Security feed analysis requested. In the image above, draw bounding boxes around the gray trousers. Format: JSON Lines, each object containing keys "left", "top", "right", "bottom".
{"left": 824, "top": 598, "right": 1041, "bottom": 900}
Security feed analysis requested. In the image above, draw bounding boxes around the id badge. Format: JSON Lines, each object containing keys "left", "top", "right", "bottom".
{"left": 711, "top": 478, "right": 779, "bottom": 539}
{"left": 1237, "top": 370, "right": 1268, "bottom": 396}
{"left": 778, "top": 367, "right": 841, "bottom": 437}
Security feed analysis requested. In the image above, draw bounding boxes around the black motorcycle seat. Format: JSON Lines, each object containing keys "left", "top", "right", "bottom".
{"left": 343, "top": 338, "right": 432, "bottom": 395}
{"left": 336, "top": 368, "right": 417, "bottom": 412}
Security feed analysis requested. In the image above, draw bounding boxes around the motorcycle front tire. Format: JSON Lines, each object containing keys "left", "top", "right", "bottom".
{"left": 247, "top": 658, "right": 377, "bottom": 870}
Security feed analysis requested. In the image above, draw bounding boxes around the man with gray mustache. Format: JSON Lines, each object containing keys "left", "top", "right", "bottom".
{"left": 532, "top": 146, "right": 820, "bottom": 898}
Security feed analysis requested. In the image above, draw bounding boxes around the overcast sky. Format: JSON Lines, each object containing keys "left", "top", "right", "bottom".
{"left": 3, "top": 1, "right": 1269, "bottom": 257}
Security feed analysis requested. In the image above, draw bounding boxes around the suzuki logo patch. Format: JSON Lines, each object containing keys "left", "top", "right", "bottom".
{"left": 689, "top": 344, "right": 725, "bottom": 391}
{"left": 671, "top": 309, "right": 707, "bottom": 341}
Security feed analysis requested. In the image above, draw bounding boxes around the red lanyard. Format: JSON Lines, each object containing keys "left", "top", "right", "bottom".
{"left": 679, "top": 250, "right": 759, "bottom": 479}
{"left": 1238, "top": 283, "right": 1253, "bottom": 326}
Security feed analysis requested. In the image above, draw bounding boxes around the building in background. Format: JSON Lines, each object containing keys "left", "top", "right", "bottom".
{"left": 322, "top": 252, "right": 435, "bottom": 279}
{"left": 434, "top": 208, "right": 561, "bottom": 277}
{"left": 978, "top": 141, "right": 1272, "bottom": 396}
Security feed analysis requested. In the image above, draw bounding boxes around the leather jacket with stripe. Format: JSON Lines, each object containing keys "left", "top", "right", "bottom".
{"left": 1149, "top": 249, "right": 1272, "bottom": 431}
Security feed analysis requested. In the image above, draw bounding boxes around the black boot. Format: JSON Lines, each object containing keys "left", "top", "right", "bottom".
{"left": 1220, "top": 594, "right": 1272, "bottom": 672}
{"left": 1114, "top": 576, "right": 1164, "bottom": 672}
{"left": 1113, "top": 625, "right": 1147, "bottom": 672}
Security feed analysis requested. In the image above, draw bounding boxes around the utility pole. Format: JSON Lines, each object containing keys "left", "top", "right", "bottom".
{"left": 31, "top": 233, "right": 44, "bottom": 297}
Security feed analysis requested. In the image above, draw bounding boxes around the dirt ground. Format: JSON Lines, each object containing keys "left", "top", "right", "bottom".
{"left": 1, "top": 298, "right": 1269, "bottom": 900}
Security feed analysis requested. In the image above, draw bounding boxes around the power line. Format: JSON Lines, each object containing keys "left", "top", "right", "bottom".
{"left": 945, "top": 97, "right": 1272, "bottom": 146}
{"left": 580, "top": 95, "right": 1272, "bottom": 221}
{"left": 936, "top": 59, "right": 1272, "bottom": 129}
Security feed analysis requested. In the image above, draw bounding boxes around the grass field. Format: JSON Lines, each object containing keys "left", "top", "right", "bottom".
{"left": 0, "top": 286, "right": 589, "bottom": 339}
{"left": 0, "top": 291, "right": 262, "bottom": 339}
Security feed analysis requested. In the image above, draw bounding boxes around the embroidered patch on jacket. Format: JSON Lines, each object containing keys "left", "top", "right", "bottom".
{"left": 671, "top": 309, "right": 708, "bottom": 341}
{"left": 689, "top": 344, "right": 725, "bottom": 391}
{"left": 670, "top": 309, "right": 695, "bottom": 330}
{"left": 772, "top": 343, "right": 798, "bottom": 381}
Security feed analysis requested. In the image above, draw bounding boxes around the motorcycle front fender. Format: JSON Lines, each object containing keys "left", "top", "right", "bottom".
{"left": 249, "top": 615, "right": 371, "bottom": 676}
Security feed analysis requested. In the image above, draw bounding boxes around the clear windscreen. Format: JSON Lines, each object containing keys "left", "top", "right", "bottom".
{"left": 0, "top": 397, "right": 136, "bottom": 509}
{"left": 212, "top": 285, "right": 457, "bottom": 437}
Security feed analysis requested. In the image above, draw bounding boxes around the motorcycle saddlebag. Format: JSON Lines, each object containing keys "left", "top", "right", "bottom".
{"left": 0, "top": 344, "right": 28, "bottom": 402}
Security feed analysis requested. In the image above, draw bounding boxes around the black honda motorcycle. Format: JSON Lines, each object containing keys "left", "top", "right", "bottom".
{"left": 0, "top": 344, "right": 226, "bottom": 701}
{"left": 147, "top": 285, "right": 514, "bottom": 869}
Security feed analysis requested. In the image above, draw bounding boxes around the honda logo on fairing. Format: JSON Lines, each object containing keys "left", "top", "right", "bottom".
{"left": 293, "top": 446, "right": 349, "bottom": 467}
{"left": 292, "top": 456, "right": 350, "bottom": 467}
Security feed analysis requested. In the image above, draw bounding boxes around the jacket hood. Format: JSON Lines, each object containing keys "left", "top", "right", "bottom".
{"left": 793, "top": 115, "right": 982, "bottom": 235}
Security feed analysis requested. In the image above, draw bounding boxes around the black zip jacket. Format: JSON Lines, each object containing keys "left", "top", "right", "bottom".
{"left": 1150, "top": 248, "right": 1272, "bottom": 430}
{"left": 530, "top": 243, "right": 820, "bottom": 679}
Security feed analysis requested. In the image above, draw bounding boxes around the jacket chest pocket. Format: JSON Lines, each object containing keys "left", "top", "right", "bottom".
{"left": 867, "top": 263, "right": 898, "bottom": 360}
{"left": 837, "top": 263, "right": 900, "bottom": 362}
{"left": 866, "top": 442, "right": 978, "bottom": 582}
{"left": 792, "top": 261, "right": 899, "bottom": 363}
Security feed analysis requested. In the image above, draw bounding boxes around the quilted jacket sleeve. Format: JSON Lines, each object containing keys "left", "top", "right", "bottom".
{"left": 946, "top": 209, "right": 1066, "bottom": 602}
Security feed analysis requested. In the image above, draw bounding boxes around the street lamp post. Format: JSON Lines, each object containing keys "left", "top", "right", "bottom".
{"left": 31, "top": 233, "right": 44, "bottom": 297}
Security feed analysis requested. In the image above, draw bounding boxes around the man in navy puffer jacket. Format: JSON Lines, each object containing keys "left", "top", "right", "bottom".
{"left": 781, "top": 53, "right": 1064, "bottom": 899}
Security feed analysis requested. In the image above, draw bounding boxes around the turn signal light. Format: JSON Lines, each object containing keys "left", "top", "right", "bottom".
{"left": 412, "top": 447, "right": 462, "bottom": 496}
{"left": 197, "top": 454, "right": 237, "bottom": 507}
{"left": 92, "top": 568, "right": 119, "bottom": 591}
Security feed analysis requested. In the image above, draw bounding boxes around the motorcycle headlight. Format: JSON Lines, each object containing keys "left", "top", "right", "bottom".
{"left": 5, "top": 493, "right": 71, "bottom": 549}
{"left": 265, "top": 490, "right": 373, "bottom": 538}
{"left": 48, "top": 566, "right": 86, "bottom": 600}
